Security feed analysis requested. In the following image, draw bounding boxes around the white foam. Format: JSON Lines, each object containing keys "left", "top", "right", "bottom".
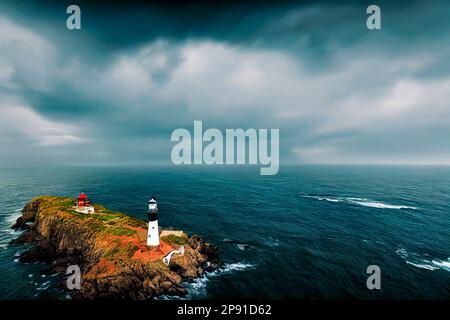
{"left": 0, "top": 208, "right": 24, "bottom": 250}
{"left": 301, "top": 194, "right": 417, "bottom": 210}
{"left": 301, "top": 195, "right": 344, "bottom": 203}
{"left": 324, "top": 198, "right": 340, "bottom": 202}
{"left": 347, "top": 198, "right": 417, "bottom": 210}
{"left": 215, "top": 262, "right": 255, "bottom": 274}
{"left": 406, "top": 261, "right": 438, "bottom": 271}
{"left": 185, "top": 275, "right": 210, "bottom": 297}
{"left": 156, "top": 262, "right": 255, "bottom": 300}
{"left": 186, "top": 262, "right": 255, "bottom": 298}
{"left": 36, "top": 280, "right": 51, "bottom": 291}
{"left": 396, "top": 247, "right": 450, "bottom": 273}
{"left": 396, "top": 247, "right": 409, "bottom": 259}
{"left": 432, "top": 259, "right": 450, "bottom": 272}
{"left": 4, "top": 208, "right": 23, "bottom": 224}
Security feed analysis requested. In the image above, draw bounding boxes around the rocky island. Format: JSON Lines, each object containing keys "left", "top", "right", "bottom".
{"left": 11, "top": 196, "right": 220, "bottom": 299}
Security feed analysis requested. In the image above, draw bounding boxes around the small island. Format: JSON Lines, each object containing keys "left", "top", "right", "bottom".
{"left": 11, "top": 196, "right": 220, "bottom": 299}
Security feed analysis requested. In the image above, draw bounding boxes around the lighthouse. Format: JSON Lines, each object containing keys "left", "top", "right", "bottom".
{"left": 75, "top": 192, "right": 94, "bottom": 214}
{"left": 147, "top": 196, "right": 160, "bottom": 246}
{"left": 77, "top": 192, "right": 88, "bottom": 207}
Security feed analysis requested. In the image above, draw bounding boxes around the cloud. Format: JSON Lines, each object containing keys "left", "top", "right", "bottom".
{"left": 0, "top": 17, "right": 56, "bottom": 92}
{"left": 315, "top": 78, "right": 450, "bottom": 135}
{"left": 0, "top": 17, "right": 85, "bottom": 153}
{"left": 0, "top": 94, "right": 86, "bottom": 147}
{"left": 1, "top": 0, "right": 450, "bottom": 166}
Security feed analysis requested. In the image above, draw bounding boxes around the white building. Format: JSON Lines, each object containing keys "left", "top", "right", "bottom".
{"left": 147, "top": 196, "right": 159, "bottom": 246}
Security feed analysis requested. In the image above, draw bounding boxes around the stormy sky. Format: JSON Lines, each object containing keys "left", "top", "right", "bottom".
{"left": 1, "top": 0, "right": 450, "bottom": 166}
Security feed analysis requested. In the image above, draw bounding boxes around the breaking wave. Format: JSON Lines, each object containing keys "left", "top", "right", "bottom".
{"left": 5, "top": 208, "right": 22, "bottom": 224}
{"left": 158, "top": 262, "right": 255, "bottom": 300}
{"left": 0, "top": 208, "right": 23, "bottom": 250}
{"left": 406, "top": 261, "right": 438, "bottom": 271}
{"left": 187, "top": 262, "right": 255, "bottom": 297}
{"left": 396, "top": 246, "right": 450, "bottom": 273}
{"left": 431, "top": 259, "right": 450, "bottom": 272}
{"left": 300, "top": 194, "right": 417, "bottom": 210}
{"left": 215, "top": 262, "right": 255, "bottom": 274}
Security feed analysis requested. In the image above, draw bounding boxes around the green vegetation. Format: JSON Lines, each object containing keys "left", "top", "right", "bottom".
{"left": 103, "top": 247, "right": 120, "bottom": 259}
{"left": 33, "top": 196, "right": 145, "bottom": 238}
{"left": 89, "top": 222, "right": 107, "bottom": 233}
{"left": 103, "top": 241, "right": 138, "bottom": 260}
{"left": 106, "top": 227, "right": 136, "bottom": 236}
{"left": 161, "top": 235, "right": 188, "bottom": 246}
{"left": 68, "top": 210, "right": 89, "bottom": 219}
{"left": 119, "top": 216, "right": 146, "bottom": 228}
{"left": 120, "top": 241, "right": 138, "bottom": 258}
{"left": 54, "top": 198, "right": 75, "bottom": 208}
{"left": 93, "top": 213, "right": 119, "bottom": 222}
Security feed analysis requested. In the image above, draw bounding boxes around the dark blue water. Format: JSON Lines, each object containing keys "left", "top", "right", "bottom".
{"left": 0, "top": 165, "right": 449, "bottom": 299}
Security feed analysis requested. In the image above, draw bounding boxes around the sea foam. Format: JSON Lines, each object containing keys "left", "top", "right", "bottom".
{"left": 396, "top": 246, "right": 450, "bottom": 273}
{"left": 300, "top": 194, "right": 417, "bottom": 210}
{"left": 0, "top": 208, "right": 24, "bottom": 250}
{"left": 158, "top": 262, "right": 255, "bottom": 300}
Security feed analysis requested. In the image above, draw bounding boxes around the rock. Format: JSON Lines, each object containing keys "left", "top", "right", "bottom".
{"left": 189, "top": 235, "right": 221, "bottom": 269}
{"left": 12, "top": 196, "right": 220, "bottom": 300}
{"left": 10, "top": 230, "right": 35, "bottom": 244}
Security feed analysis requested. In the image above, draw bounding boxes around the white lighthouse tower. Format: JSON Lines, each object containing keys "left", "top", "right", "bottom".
{"left": 146, "top": 196, "right": 160, "bottom": 246}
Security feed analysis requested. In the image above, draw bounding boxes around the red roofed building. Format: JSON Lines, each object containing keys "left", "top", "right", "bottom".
{"left": 77, "top": 192, "right": 88, "bottom": 207}
{"left": 76, "top": 192, "right": 94, "bottom": 214}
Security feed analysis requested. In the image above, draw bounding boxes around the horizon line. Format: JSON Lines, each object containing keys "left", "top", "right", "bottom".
{"left": 1, "top": 163, "right": 450, "bottom": 169}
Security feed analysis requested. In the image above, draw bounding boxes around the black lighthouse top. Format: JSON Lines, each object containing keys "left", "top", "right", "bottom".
{"left": 148, "top": 196, "right": 158, "bottom": 221}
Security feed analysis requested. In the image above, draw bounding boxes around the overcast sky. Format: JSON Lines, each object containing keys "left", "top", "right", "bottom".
{"left": 1, "top": 0, "right": 449, "bottom": 166}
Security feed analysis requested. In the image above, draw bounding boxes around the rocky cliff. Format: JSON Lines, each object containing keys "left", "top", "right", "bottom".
{"left": 12, "top": 196, "right": 220, "bottom": 299}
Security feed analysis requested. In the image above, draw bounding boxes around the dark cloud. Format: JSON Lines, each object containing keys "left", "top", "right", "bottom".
{"left": 1, "top": 0, "right": 450, "bottom": 166}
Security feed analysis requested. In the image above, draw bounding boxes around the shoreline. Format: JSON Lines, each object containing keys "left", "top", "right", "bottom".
{"left": 11, "top": 196, "right": 220, "bottom": 300}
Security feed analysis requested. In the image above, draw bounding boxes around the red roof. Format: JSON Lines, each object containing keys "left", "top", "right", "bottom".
{"left": 78, "top": 193, "right": 88, "bottom": 199}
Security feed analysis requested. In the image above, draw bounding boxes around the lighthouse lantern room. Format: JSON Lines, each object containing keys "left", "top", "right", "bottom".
{"left": 147, "top": 196, "right": 160, "bottom": 246}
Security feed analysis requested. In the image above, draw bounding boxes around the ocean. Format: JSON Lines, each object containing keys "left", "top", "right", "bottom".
{"left": 0, "top": 165, "right": 449, "bottom": 299}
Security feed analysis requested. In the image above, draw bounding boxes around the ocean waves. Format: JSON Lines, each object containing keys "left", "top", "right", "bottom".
{"left": 158, "top": 262, "right": 256, "bottom": 300}
{"left": 185, "top": 262, "right": 256, "bottom": 298}
{"left": 0, "top": 208, "right": 22, "bottom": 250}
{"left": 300, "top": 194, "right": 418, "bottom": 210}
{"left": 396, "top": 246, "right": 450, "bottom": 273}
